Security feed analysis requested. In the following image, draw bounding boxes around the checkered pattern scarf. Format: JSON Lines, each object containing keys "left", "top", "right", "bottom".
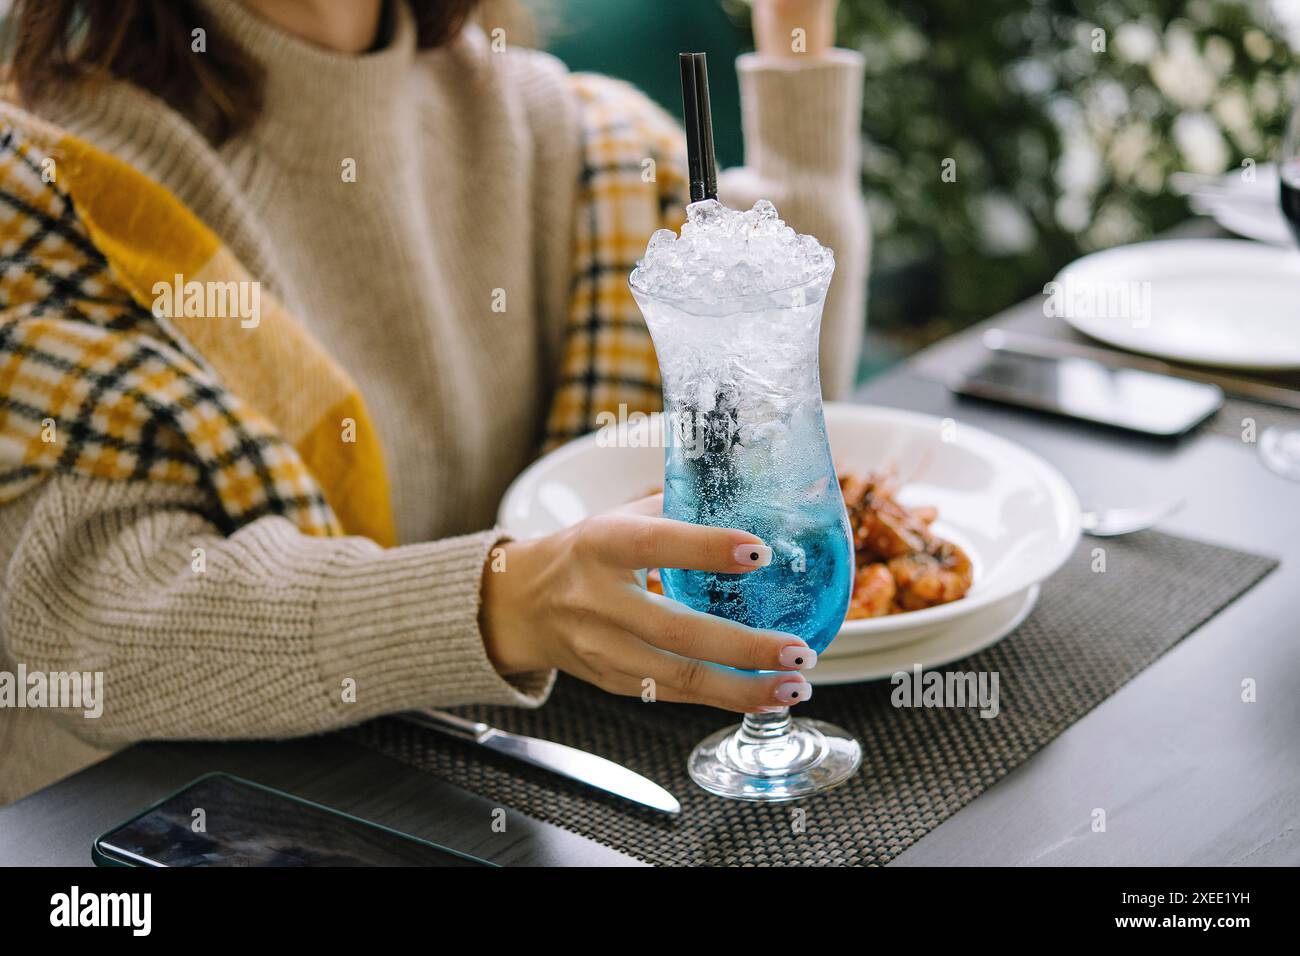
{"left": 544, "top": 74, "right": 688, "bottom": 447}
{"left": 0, "top": 105, "right": 396, "bottom": 544}
{"left": 0, "top": 76, "right": 685, "bottom": 541}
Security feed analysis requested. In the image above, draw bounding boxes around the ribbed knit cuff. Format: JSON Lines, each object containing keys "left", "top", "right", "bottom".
{"left": 736, "top": 48, "right": 865, "bottom": 181}
{"left": 310, "top": 530, "right": 556, "bottom": 712}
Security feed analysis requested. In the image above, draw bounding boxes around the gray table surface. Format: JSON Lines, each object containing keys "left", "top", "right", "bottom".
{"left": 2, "top": 287, "right": 1297, "bottom": 867}
{"left": 876, "top": 295, "right": 1300, "bottom": 867}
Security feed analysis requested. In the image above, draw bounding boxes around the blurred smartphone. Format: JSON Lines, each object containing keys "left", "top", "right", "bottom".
{"left": 92, "top": 772, "right": 494, "bottom": 867}
{"left": 951, "top": 347, "right": 1223, "bottom": 436}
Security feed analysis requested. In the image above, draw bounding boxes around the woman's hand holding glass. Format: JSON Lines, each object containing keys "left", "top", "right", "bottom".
{"left": 479, "top": 495, "right": 816, "bottom": 712}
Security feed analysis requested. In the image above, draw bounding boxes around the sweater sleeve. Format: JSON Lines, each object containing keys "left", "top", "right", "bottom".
{"left": 719, "top": 49, "right": 870, "bottom": 400}
{"left": 0, "top": 472, "right": 554, "bottom": 748}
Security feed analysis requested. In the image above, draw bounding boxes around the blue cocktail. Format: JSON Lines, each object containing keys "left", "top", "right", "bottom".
{"left": 661, "top": 404, "right": 853, "bottom": 656}
{"left": 631, "top": 198, "right": 861, "bottom": 801}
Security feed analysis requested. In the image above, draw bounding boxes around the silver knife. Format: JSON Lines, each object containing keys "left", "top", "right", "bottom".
{"left": 399, "top": 708, "right": 681, "bottom": 815}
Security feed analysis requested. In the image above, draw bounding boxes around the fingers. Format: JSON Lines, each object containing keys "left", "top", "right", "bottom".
{"left": 607, "top": 586, "right": 816, "bottom": 672}
{"left": 653, "top": 662, "right": 813, "bottom": 712}
{"left": 612, "top": 492, "right": 663, "bottom": 517}
{"left": 577, "top": 512, "right": 773, "bottom": 573}
{"left": 565, "top": 508, "right": 816, "bottom": 713}
{"left": 576, "top": 627, "right": 814, "bottom": 714}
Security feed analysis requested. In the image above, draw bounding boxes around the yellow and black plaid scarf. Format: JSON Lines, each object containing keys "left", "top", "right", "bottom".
{"left": 0, "top": 75, "right": 686, "bottom": 543}
{"left": 545, "top": 74, "right": 687, "bottom": 446}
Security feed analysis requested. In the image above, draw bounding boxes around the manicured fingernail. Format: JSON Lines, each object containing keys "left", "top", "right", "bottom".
{"left": 775, "top": 680, "right": 812, "bottom": 704}
{"left": 733, "top": 544, "right": 772, "bottom": 568}
{"left": 778, "top": 645, "right": 817, "bottom": 670}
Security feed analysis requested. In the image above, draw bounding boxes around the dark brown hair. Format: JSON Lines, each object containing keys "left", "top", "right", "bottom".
{"left": 5, "top": 0, "right": 482, "bottom": 144}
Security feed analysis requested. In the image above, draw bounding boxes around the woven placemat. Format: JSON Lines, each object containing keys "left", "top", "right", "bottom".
{"left": 348, "top": 530, "right": 1276, "bottom": 866}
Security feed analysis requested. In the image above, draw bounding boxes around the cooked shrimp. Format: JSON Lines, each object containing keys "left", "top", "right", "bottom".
{"left": 855, "top": 495, "right": 929, "bottom": 559}
{"left": 887, "top": 540, "right": 974, "bottom": 611}
{"left": 842, "top": 470, "right": 929, "bottom": 560}
{"left": 846, "top": 562, "right": 896, "bottom": 618}
{"left": 910, "top": 505, "right": 938, "bottom": 528}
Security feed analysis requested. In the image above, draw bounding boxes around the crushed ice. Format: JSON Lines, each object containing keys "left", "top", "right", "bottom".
{"left": 630, "top": 199, "right": 834, "bottom": 300}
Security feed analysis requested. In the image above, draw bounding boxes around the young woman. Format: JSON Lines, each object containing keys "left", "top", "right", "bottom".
{"left": 0, "top": 0, "right": 866, "bottom": 803}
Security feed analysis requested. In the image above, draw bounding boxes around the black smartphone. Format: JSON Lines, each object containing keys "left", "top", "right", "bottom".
{"left": 92, "top": 772, "right": 495, "bottom": 867}
{"left": 951, "top": 347, "right": 1223, "bottom": 436}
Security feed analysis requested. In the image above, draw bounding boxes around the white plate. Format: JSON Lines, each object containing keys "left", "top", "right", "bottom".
{"left": 1193, "top": 164, "right": 1293, "bottom": 246}
{"left": 498, "top": 403, "right": 1079, "bottom": 653}
{"left": 809, "top": 585, "right": 1039, "bottom": 685}
{"left": 1056, "top": 239, "right": 1300, "bottom": 370}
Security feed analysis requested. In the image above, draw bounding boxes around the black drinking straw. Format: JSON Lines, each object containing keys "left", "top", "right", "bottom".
{"left": 679, "top": 52, "right": 718, "bottom": 202}
{"left": 678, "top": 53, "right": 740, "bottom": 600}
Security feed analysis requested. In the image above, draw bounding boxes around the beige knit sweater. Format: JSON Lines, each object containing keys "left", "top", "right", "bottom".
{"left": 0, "top": 0, "right": 867, "bottom": 804}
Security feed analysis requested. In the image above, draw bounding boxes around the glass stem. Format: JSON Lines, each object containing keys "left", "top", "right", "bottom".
{"left": 739, "top": 707, "right": 793, "bottom": 742}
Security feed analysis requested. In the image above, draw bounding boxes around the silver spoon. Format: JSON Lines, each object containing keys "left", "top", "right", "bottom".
{"left": 1080, "top": 499, "right": 1185, "bottom": 537}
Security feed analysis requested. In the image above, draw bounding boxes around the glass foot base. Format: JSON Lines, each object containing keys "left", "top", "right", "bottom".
{"left": 687, "top": 716, "right": 862, "bottom": 802}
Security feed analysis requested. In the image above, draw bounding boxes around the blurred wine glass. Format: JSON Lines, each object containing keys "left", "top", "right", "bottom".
{"left": 1279, "top": 97, "right": 1300, "bottom": 244}
{"left": 1264, "top": 100, "right": 1300, "bottom": 481}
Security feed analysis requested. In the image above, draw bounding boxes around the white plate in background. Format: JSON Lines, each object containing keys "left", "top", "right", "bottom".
{"left": 1180, "top": 163, "right": 1293, "bottom": 246}
{"left": 1055, "top": 239, "right": 1300, "bottom": 370}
